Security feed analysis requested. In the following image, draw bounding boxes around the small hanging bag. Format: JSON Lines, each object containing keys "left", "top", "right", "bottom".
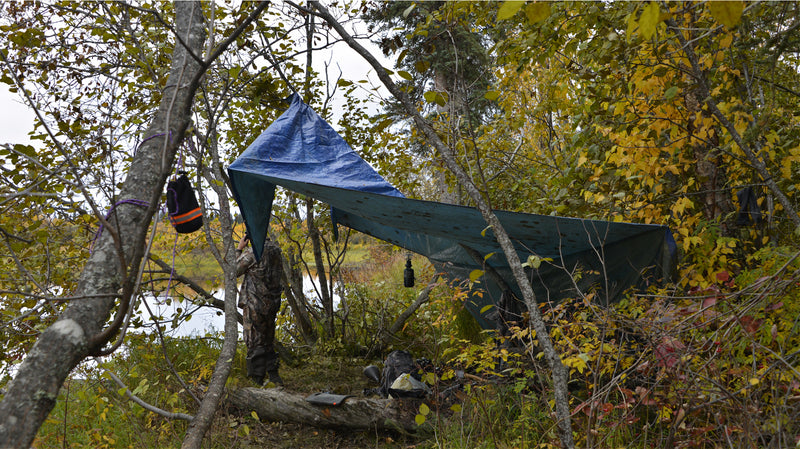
{"left": 167, "top": 172, "right": 203, "bottom": 233}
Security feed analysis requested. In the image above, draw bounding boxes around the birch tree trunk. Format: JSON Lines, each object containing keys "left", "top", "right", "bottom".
{"left": 0, "top": 3, "right": 206, "bottom": 447}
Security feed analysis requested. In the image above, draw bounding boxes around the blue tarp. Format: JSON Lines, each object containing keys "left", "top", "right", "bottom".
{"left": 229, "top": 94, "right": 675, "bottom": 329}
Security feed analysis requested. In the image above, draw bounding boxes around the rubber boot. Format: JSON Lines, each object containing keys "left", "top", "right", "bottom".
{"left": 246, "top": 347, "right": 268, "bottom": 386}
{"left": 264, "top": 351, "right": 282, "bottom": 386}
{"left": 267, "top": 370, "right": 284, "bottom": 386}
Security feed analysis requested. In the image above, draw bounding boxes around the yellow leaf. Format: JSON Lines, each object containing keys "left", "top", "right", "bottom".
{"left": 469, "top": 269, "right": 484, "bottom": 282}
{"left": 525, "top": 2, "right": 551, "bottom": 24}
{"left": 497, "top": 1, "right": 524, "bottom": 20}
{"left": 749, "top": 377, "right": 759, "bottom": 386}
{"left": 639, "top": 2, "right": 661, "bottom": 40}
{"left": 719, "top": 32, "right": 734, "bottom": 49}
{"left": 709, "top": 1, "right": 744, "bottom": 29}
{"left": 419, "top": 403, "right": 430, "bottom": 416}
{"left": 626, "top": 12, "right": 637, "bottom": 43}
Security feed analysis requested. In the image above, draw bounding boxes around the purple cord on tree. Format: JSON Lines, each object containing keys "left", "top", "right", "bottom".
{"left": 91, "top": 199, "right": 151, "bottom": 252}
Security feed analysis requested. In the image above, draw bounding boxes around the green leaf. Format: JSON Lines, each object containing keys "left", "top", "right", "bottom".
{"left": 638, "top": 2, "right": 661, "bottom": 40}
{"left": 415, "top": 60, "right": 431, "bottom": 73}
{"left": 480, "top": 304, "right": 494, "bottom": 314}
{"left": 664, "top": 86, "right": 679, "bottom": 100}
{"left": 484, "top": 90, "right": 500, "bottom": 101}
{"left": 709, "top": 1, "right": 743, "bottom": 29}
{"left": 497, "top": 1, "right": 524, "bottom": 20}
{"left": 398, "top": 70, "right": 413, "bottom": 81}
{"left": 375, "top": 118, "right": 394, "bottom": 132}
{"left": 450, "top": 403, "right": 462, "bottom": 413}
{"left": 415, "top": 414, "right": 426, "bottom": 425}
{"left": 525, "top": 2, "right": 551, "bottom": 24}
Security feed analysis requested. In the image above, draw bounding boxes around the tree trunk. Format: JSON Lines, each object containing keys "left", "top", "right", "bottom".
{"left": 281, "top": 250, "right": 318, "bottom": 345}
{"left": 306, "top": 197, "right": 334, "bottom": 337}
{"left": 226, "top": 387, "right": 419, "bottom": 432}
{"left": 376, "top": 274, "right": 440, "bottom": 353}
{"left": 0, "top": 4, "right": 206, "bottom": 447}
{"left": 181, "top": 117, "right": 237, "bottom": 449}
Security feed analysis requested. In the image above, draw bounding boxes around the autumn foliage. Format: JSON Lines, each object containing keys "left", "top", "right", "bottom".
{"left": 2, "top": 1, "right": 800, "bottom": 448}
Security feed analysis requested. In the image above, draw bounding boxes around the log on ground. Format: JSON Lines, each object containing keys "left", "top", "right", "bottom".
{"left": 226, "top": 387, "right": 420, "bottom": 432}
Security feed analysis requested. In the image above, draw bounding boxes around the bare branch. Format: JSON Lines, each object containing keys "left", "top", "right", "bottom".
{"left": 100, "top": 364, "right": 195, "bottom": 421}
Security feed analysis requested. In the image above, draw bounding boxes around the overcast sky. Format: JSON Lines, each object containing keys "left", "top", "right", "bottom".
{"left": 0, "top": 87, "right": 35, "bottom": 145}
{"left": 0, "top": 45, "right": 386, "bottom": 148}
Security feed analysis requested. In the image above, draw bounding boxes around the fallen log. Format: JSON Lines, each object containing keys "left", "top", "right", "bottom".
{"left": 226, "top": 387, "right": 420, "bottom": 432}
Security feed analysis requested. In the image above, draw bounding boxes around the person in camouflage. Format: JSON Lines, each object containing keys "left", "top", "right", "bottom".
{"left": 237, "top": 233, "right": 284, "bottom": 386}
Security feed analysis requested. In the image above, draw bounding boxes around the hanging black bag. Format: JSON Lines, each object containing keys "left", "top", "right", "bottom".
{"left": 167, "top": 172, "right": 203, "bottom": 233}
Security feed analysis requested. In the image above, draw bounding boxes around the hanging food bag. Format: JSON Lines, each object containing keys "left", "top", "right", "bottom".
{"left": 167, "top": 173, "right": 203, "bottom": 233}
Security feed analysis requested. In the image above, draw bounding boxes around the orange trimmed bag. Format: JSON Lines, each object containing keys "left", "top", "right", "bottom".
{"left": 167, "top": 173, "right": 203, "bottom": 233}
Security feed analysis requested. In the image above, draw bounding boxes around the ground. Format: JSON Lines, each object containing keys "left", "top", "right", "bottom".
{"left": 216, "top": 353, "right": 429, "bottom": 449}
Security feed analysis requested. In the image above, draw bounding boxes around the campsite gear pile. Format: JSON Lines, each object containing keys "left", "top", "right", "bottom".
{"left": 362, "top": 350, "right": 430, "bottom": 399}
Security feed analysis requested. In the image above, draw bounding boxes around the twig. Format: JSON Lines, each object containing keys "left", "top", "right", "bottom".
{"left": 100, "top": 363, "right": 194, "bottom": 421}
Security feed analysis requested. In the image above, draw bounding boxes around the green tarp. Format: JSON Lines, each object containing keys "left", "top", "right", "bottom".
{"left": 229, "top": 95, "right": 676, "bottom": 329}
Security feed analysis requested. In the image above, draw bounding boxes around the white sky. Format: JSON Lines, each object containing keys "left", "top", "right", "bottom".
{"left": 0, "top": 87, "right": 35, "bottom": 145}
{"left": 0, "top": 42, "right": 388, "bottom": 147}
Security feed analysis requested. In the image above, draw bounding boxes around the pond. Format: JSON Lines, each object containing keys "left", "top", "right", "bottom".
{"left": 140, "top": 274, "right": 339, "bottom": 337}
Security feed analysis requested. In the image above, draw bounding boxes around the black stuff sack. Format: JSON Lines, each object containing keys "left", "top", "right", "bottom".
{"left": 379, "top": 350, "right": 424, "bottom": 398}
{"left": 167, "top": 173, "right": 203, "bottom": 233}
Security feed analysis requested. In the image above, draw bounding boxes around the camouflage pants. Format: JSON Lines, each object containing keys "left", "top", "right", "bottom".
{"left": 242, "top": 291, "right": 281, "bottom": 375}
{"left": 238, "top": 240, "right": 283, "bottom": 382}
